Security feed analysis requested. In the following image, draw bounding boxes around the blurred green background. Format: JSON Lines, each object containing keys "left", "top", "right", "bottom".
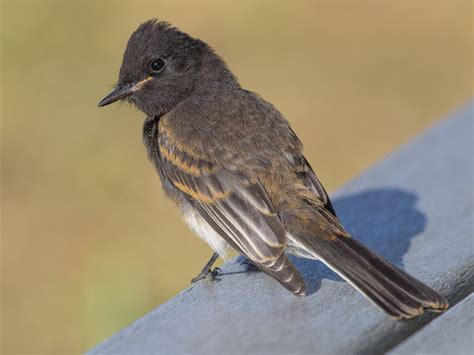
{"left": 1, "top": 0, "right": 472, "bottom": 353}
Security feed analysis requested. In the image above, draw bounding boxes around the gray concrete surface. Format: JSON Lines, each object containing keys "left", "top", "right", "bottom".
{"left": 88, "top": 102, "right": 474, "bottom": 355}
{"left": 389, "top": 292, "right": 474, "bottom": 355}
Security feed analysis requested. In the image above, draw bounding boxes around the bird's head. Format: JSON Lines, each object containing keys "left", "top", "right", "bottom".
{"left": 98, "top": 20, "right": 235, "bottom": 116}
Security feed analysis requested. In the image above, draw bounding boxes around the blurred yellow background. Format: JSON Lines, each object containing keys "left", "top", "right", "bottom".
{"left": 1, "top": 0, "right": 472, "bottom": 353}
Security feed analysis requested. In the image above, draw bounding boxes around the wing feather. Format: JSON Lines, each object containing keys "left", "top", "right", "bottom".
{"left": 157, "top": 121, "right": 306, "bottom": 294}
{"left": 289, "top": 154, "right": 337, "bottom": 216}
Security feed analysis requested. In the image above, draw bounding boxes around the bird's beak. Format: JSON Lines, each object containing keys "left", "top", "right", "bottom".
{"left": 98, "top": 76, "right": 153, "bottom": 107}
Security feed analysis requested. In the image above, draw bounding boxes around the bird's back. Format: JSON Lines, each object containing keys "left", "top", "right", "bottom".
{"left": 161, "top": 85, "right": 319, "bottom": 207}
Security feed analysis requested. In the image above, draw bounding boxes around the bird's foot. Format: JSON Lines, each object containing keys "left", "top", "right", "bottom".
{"left": 191, "top": 267, "right": 222, "bottom": 283}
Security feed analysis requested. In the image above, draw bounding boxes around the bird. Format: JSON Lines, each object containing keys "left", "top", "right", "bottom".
{"left": 98, "top": 19, "right": 448, "bottom": 319}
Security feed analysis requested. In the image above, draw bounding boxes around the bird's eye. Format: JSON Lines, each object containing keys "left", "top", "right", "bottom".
{"left": 150, "top": 58, "right": 165, "bottom": 73}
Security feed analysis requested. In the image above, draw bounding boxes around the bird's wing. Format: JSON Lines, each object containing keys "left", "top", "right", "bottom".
{"left": 158, "top": 123, "right": 306, "bottom": 295}
{"left": 292, "top": 154, "right": 337, "bottom": 216}
{"left": 285, "top": 128, "right": 336, "bottom": 216}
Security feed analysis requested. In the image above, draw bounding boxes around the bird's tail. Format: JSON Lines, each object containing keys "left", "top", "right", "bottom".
{"left": 284, "top": 210, "right": 448, "bottom": 319}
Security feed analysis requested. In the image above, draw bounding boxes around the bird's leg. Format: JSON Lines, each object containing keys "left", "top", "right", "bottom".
{"left": 191, "top": 252, "right": 221, "bottom": 283}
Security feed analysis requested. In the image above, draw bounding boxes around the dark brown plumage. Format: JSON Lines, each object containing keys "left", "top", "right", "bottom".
{"left": 98, "top": 19, "right": 448, "bottom": 319}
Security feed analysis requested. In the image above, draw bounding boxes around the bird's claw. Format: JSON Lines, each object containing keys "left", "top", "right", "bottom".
{"left": 209, "top": 267, "right": 222, "bottom": 281}
{"left": 191, "top": 267, "right": 222, "bottom": 283}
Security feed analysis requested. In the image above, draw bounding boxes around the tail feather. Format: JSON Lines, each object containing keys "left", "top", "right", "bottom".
{"left": 293, "top": 227, "right": 448, "bottom": 319}
{"left": 257, "top": 253, "right": 307, "bottom": 296}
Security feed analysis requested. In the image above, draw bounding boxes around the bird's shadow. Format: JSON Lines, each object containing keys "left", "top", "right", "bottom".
{"left": 229, "top": 187, "right": 427, "bottom": 296}
{"left": 293, "top": 187, "right": 427, "bottom": 295}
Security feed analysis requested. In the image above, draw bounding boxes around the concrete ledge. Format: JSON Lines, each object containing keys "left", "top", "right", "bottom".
{"left": 389, "top": 292, "right": 474, "bottom": 355}
{"left": 88, "top": 102, "right": 473, "bottom": 355}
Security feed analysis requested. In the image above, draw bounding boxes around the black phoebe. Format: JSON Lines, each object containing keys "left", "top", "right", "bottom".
{"left": 98, "top": 20, "right": 448, "bottom": 319}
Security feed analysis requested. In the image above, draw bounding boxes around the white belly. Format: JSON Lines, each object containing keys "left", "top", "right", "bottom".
{"left": 181, "top": 205, "right": 231, "bottom": 260}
